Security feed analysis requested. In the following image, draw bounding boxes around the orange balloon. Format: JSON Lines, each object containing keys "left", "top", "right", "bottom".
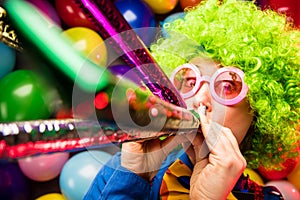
{"left": 62, "top": 27, "right": 107, "bottom": 67}
{"left": 143, "top": 0, "right": 178, "bottom": 14}
{"left": 287, "top": 158, "right": 300, "bottom": 191}
{"left": 243, "top": 168, "right": 264, "bottom": 185}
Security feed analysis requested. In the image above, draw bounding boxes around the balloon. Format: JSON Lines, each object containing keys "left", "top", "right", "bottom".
{"left": 287, "top": 157, "right": 300, "bottom": 191}
{"left": 62, "top": 27, "right": 107, "bottom": 67}
{"left": 143, "top": 0, "right": 178, "bottom": 14}
{"left": 115, "top": 0, "right": 156, "bottom": 46}
{"left": 266, "top": 180, "right": 300, "bottom": 200}
{"left": 256, "top": 0, "right": 269, "bottom": 9}
{"left": 0, "top": 42, "right": 16, "bottom": 78}
{"left": 56, "top": 107, "right": 73, "bottom": 119}
{"left": 27, "top": 0, "right": 61, "bottom": 26}
{"left": 243, "top": 168, "right": 264, "bottom": 185}
{"left": 295, "top": 0, "right": 300, "bottom": 28}
{"left": 0, "top": 162, "right": 29, "bottom": 200}
{"left": 18, "top": 152, "right": 69, "bottom": 182}
{"left": 258, "top": 158, "right": 298, "bottom": 180}
{"left": 59, "top": 150, "right": 112, "bottom": 200}
{"left": 0, "top": 70, "right": 53, "bottom": 122}
{"left": 36, "top": 193, "right": 66, "bottom": 200}
{"left": 55, "top": 0, "right": 96, "bottom": 29}
{"left": 160, "top": 12, "right": 185, "bottom": 37}
{"left": 107, "top": 64, "right": 142, "bottom": 85}
{"left": 268, "top": 0, "right": 296, "bottom": 24}
{"left": 179, "top": 0, "right": 202, "bottom": 10}
{"left": 227, "top": 192, "right": 237, "bottom": 200}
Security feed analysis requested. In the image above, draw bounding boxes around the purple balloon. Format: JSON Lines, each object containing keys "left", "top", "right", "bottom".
{"left": 0, "top": 162, "right": 29, "bottom": 200}
{"left": 27, "top": 0, "right": 62, "bottom": 26}
{"left": 108, "top": 64, "right": 142, "bottom": 85}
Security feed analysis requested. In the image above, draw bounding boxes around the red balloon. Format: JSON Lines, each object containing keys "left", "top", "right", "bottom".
{"left": 179, "top": 0, "right": 202, "bottom": 10}
{"left": 268, "top": 0, "right": 296, "bottom": 24}
{"left": 54, "top": 0, "right": 96, "bottom": 29}
{"left": 295, "top": 0, "right": 300, "bottom": 28}
{"left": 258, "top": 158, "right": 299, "bottom": 180}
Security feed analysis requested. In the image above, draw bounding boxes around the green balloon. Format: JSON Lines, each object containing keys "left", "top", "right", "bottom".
{"left": 0, "top": 70, "right": 52, "bottom": 122}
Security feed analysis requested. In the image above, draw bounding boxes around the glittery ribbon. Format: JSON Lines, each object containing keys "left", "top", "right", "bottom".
{"left": 0, "top": 91, "right": 199, "bottom": 159}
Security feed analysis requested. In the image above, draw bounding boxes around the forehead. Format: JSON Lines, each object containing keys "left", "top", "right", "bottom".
{"left": 189, "top": 57, "right": 219, "bottom": 76}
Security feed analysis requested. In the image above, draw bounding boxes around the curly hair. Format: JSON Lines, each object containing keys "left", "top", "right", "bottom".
{"left": 150, "top": 0, "right": 300, "bottom": 169}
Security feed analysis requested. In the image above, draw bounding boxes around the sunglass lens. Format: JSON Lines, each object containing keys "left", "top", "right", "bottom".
{"left": 213, "top": 71, "right": 243, "bottom": 100}
{"left": 173, "top": 68, "right": 197, "bottom": 95}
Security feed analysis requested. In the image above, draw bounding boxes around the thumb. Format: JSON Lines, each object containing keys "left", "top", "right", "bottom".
{"left": 159, "top": 134, "right": 188, "bottom": 155}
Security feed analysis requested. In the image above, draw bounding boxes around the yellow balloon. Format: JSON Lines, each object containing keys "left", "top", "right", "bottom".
{"left": 36, "top": 193, "right": 65, "bottom": 200}
{"left": 287, "top": 160, "right": 300, "bottom": 191}
{"left": 62, "top": 27, "right": 107, "bottom": 67}
{"left": 143, "top": 0, "right": 178, "bottom": 14}
{"left": 227, "top": 192, "right": 237, "bottom": 200}
{"left": 243, "top": 168, "right": 264, "bottom": 185}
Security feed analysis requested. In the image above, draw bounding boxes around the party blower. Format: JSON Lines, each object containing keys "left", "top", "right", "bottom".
{"left": 70, "top": 0, "right": 187, "bottom": 108}
{"left": 0, "top": 0, "right": 200, "bottom": 159}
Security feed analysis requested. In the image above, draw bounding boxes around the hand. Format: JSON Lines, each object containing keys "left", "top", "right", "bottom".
{"left": 187, "top": 106, "right": 247, "bottom": 200}
{"left": 121, "top": 134, "right": 187, "bottom": 182}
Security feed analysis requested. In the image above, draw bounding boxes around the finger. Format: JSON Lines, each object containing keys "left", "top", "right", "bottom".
{"left": 212, "top": 123, "right": 240, "bottom": 150}
{"left": 201, "top": 122, "right": 221, "bottom": 151}
{"left": 210, "top": 123, "right": 245, "bottom": 162}
{"left": 198, "top": 104, "right": 215, "bottom": 140}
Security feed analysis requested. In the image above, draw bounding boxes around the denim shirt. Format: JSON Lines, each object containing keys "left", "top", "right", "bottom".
{"left": 84, "top": 149, "right": 283, "bottom": 200}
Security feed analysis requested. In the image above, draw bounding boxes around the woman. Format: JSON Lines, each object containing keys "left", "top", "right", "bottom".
{"left": 84, "top": 0, "right": 300, "bottom": 199}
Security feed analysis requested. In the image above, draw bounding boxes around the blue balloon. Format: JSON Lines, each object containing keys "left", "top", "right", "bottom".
{"left": 160, "top": 12, "right": 186, "bottom": 38}
{"left": 0, "top": 162, "right": 29, "bottom": 200}
{"left": 59, "top": 150, "right": 112, "bottom": 200}
{"left": 115, "top": 0, "right": 157, "bottom": 46}
{"left": 0, "top": 42, "right": 16, "bottom": 78}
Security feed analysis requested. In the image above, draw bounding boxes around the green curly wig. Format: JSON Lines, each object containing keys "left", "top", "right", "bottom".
{"left": 150, "top": 0, "right": 300, "bottom": 169}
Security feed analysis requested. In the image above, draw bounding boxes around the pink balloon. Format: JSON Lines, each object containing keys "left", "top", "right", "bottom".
{"left": 18, "top": 152, "right": 69, "bottom": 181}
{"left": 266, "top": 180, "right": 300, "bottom": 200}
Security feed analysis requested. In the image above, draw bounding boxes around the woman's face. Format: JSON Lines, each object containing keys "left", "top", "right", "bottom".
{"left": 182, "top": 58, "right": 254, "bottom": 143}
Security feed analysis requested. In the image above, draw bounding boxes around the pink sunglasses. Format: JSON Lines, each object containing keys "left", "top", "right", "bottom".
{"left": 170, "top": 63, "right": 248, "bottom": 106}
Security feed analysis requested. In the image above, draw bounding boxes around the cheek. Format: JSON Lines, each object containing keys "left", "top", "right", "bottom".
{"left": 210, "top": 103, "right": 227, "bottom": 124}
{"left": 185, "top": 98, "right": 195, "bottom": 110}
{"left": 211, "top": 102, "right": 253, "bottom": 143}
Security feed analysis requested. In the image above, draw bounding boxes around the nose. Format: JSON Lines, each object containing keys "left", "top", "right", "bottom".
{"left": 191, "top": 82, "right": 212, "bottom": 112}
